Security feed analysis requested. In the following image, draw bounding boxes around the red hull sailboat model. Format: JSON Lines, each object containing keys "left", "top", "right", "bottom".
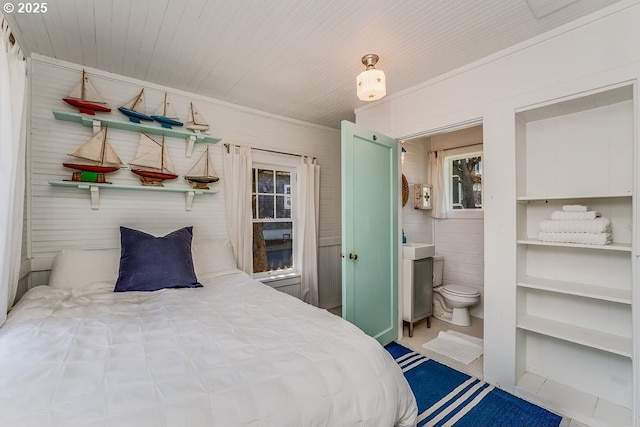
{"left": 63, "top": 70, "right": 111, "bottom": 115}
{"left": 130, "top": 134, "right": 178, "bottom": 186}
{"left": 63, "top": 126, "right": 124, "bottom": 182}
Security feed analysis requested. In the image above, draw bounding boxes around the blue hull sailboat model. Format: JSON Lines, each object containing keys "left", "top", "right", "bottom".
{"left": 118, "top": 89, "right": 153, "bottom": 123}
{"left": 151, "top": 93, "right": 183, "bottom": 129}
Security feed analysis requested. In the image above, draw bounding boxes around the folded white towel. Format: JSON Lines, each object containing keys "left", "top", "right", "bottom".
{"left": 562, "top": 205, "right": 589, "bottom": 212}
{"left": 539, "top": 217, "right": 611, "bottom": 233}
{"left": 550, "top": 211, "right": 599, "bottom": 221}
{"left": 539, "top": 231, "right": 612, "bottom": 245}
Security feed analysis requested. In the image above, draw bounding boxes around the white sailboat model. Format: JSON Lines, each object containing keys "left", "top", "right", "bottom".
{"left": 63, "top": 127, "right": 124, "bottom": 182}
{"left": 130, "top": 134, "right": 178, "bottom": 186}
{"left": 151, "top": 93, "right": 183, "bottom": 129}
{"left": 185, "top": 102, "right": 210, "bottom": 133}
{"left": 118, "top": 89, "right": 154, "bottom": 123}
{"left": 184, "top": 147, "right": 219, "bottom": 189}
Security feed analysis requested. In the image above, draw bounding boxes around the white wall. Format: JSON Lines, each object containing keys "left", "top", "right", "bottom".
{"left": 25, "top": 55, "right": 342, "bottom": 307}
{"left": 434, "top": 218, "right": 484, "bottom": 318}
{"left": 400, "top": 136, "right": 431, "bottom": 244}
{"left": 355, "top": 1, "right": 640, "bottom": 408}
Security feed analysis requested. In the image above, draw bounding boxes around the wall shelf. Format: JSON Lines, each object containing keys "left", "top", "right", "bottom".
{"left": 52, "top": 109, "right": 222, "bottom": 157}
{"left": 516, "top": 239, "right": 631, "bottom": 252}
{"left": 516, "top": 276, "right": 632, "bottom": 304}
{"left": 517, "top": 315, "right": 632, "bottom": 358}
{"left": 48, "top": 180, "right": 217, "bottom": 211}
{"left": 517, "top": 194, "right": 632, "bottom": 202}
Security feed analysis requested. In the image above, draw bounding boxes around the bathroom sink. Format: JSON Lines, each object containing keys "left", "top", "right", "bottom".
{"left": 402, "top": 243, "right": 435, "bottom": 260}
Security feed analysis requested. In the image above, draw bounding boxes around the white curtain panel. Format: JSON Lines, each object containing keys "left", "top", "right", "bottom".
{"left": 0, "top": 20, "right": 26, "bottom": 325}
{"left": 297, "top": 157, "right": 320, "bottom": 305}
{"left": 222, "top": 144, "right": 253, "bottom": 274}
{"left": 428, "top": 150, "right": 448, "bottom": 219}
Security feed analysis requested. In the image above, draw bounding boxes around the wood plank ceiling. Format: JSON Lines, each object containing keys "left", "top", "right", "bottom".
{"left": 3, "top": 0, "right": 627, "bottom": 128}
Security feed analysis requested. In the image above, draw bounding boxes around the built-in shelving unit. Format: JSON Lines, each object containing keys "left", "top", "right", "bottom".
{"left": 49, "top": 180, "right": 217, "bottom": 211}
{"left": 514, "top": 83, "right": 635, "bottom": 427}
{"left": 52, "top": 109, "right": 221, "bottom": 157}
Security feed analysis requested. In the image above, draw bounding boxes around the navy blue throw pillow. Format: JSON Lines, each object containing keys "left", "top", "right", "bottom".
{"left": 114, "top": 226, "right": 202, "bottom": 292}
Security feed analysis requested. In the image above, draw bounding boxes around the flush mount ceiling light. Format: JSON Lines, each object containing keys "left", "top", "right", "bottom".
{"left": 356, "top": 54, "right": 386, "bottom": 102}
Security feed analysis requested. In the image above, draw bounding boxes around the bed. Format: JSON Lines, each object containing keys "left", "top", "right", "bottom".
{"left": 0, "top": 227, "right": 417, "bottom": 426}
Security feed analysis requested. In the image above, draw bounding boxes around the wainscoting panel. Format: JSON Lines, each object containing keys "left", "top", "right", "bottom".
{"left": 318, "top": 240, "right": 341, "bottom": 309}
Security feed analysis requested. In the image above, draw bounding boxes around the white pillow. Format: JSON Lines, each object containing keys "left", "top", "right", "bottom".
{"left": 191, "top": 239, "right": 238, "bottom": 279}
{"left": 49, "top": 248, "right": 120, "bottom": 289}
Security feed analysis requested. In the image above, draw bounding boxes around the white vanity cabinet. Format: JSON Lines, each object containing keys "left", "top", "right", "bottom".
{"left": 402, "top": 256, "right": 433, "bottom": 337}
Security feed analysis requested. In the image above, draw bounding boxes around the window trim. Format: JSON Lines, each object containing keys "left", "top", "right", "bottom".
{"left": 251, "top": 157, "right": 300, "bottom": 279}
{"left": 443, "top": 148, "right": 483, "bottom": 219}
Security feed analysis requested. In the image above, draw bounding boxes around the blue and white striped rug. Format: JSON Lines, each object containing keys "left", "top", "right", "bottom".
{"left": 386, "top": 342, "right": 562, "bottom": 427}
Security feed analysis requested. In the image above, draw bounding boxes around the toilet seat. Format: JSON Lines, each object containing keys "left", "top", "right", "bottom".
{"left": 441, "top": 284, "right": 480, "bottom": 298}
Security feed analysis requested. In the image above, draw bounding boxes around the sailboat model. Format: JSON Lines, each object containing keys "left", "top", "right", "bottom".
{"left": 185, "top": 102, "right": 210, "bottom": 133}
{"left": 118, "top": 89, "right": 153, "bottom": 123}
{"left": 151, "top": 93, "right": 183, "bottom": 129}
{"left": 63, "top": 127, "right": 124, "bottom": 182}
{"left": 130, "top": 134, "right": 178, "bottom": 186}
{"left": 63, "top": 70, "right": 111, "bottom": 115}
{"left": 184, "top": 147, "right": 219, "bottom": 189}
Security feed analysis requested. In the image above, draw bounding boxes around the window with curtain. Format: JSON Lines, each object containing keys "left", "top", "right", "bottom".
{"left": 251, "top": 165, "right": 297, "bottom": 275}
{"left": 446, "top": 152, "right": 483, "bottom": 210}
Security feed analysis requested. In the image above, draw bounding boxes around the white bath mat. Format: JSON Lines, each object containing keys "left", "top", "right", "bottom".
{"left": 422, "top": 330, "right": 484, "bottom": 365}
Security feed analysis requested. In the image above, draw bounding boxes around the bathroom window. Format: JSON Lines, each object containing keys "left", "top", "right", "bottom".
{"left": 445, "top": 151, "right": 483, "bottom": 213}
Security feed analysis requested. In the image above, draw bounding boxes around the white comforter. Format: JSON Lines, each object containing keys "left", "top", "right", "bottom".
{"left": 0, "top": 272, "right": 417, "bottom": 427}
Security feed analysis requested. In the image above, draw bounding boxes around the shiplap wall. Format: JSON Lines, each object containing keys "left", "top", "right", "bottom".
{"left": 400, "top": 137, "right": 432, "bottom": 244}
{"left": 26, "top": 56, "right": 342, "bottom": 307}
{"left": 434, "top": 218, "right": 484, "bottom": 318}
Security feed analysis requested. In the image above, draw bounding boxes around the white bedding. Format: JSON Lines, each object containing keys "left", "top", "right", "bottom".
{"left": 0, "top": 271, "right": 417, "bottom": 427}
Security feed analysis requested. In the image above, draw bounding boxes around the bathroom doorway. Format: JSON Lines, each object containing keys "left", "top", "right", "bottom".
{"left": 399, "top": 122, "right": 485, "bottom": 377}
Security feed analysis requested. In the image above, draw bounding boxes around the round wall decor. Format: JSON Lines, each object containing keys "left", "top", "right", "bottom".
{"left": 402, "top": 174, "right": 409, "bottom": 206}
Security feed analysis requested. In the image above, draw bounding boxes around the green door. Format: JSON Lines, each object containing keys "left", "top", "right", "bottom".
{"left": 341, "top": 121, "right": 398, "bottom": 346}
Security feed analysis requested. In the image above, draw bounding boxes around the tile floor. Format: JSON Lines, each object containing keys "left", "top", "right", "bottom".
{"left": 399, "top": 316, "right": 484, "bottom": 379}
{"left": 327, "top": 307, "right": 587, "bottom": 427}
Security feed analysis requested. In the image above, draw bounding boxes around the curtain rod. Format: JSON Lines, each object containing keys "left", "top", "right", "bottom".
{"left": 429, "top": 142, "right": 483, "bottom": 152}
{"left": 224, "top": 143, "right": 316, "bottom": 161}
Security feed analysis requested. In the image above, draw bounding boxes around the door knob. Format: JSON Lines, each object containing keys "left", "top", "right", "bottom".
{"left": 349, "top": 253, "right": 358, "bottom": 260}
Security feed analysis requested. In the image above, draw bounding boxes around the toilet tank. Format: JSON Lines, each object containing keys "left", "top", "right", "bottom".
{"left": 433, "top": 254, "right": 444, "bottom": 286}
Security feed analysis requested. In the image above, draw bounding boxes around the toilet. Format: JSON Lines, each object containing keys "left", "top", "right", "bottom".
{"left": 432, "top": 255, "right": 480, "bottom": 326}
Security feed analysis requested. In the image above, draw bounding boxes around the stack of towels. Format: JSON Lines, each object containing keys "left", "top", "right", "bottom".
{"left": 539, "top": 205, "right": 612, "bottom": 245}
